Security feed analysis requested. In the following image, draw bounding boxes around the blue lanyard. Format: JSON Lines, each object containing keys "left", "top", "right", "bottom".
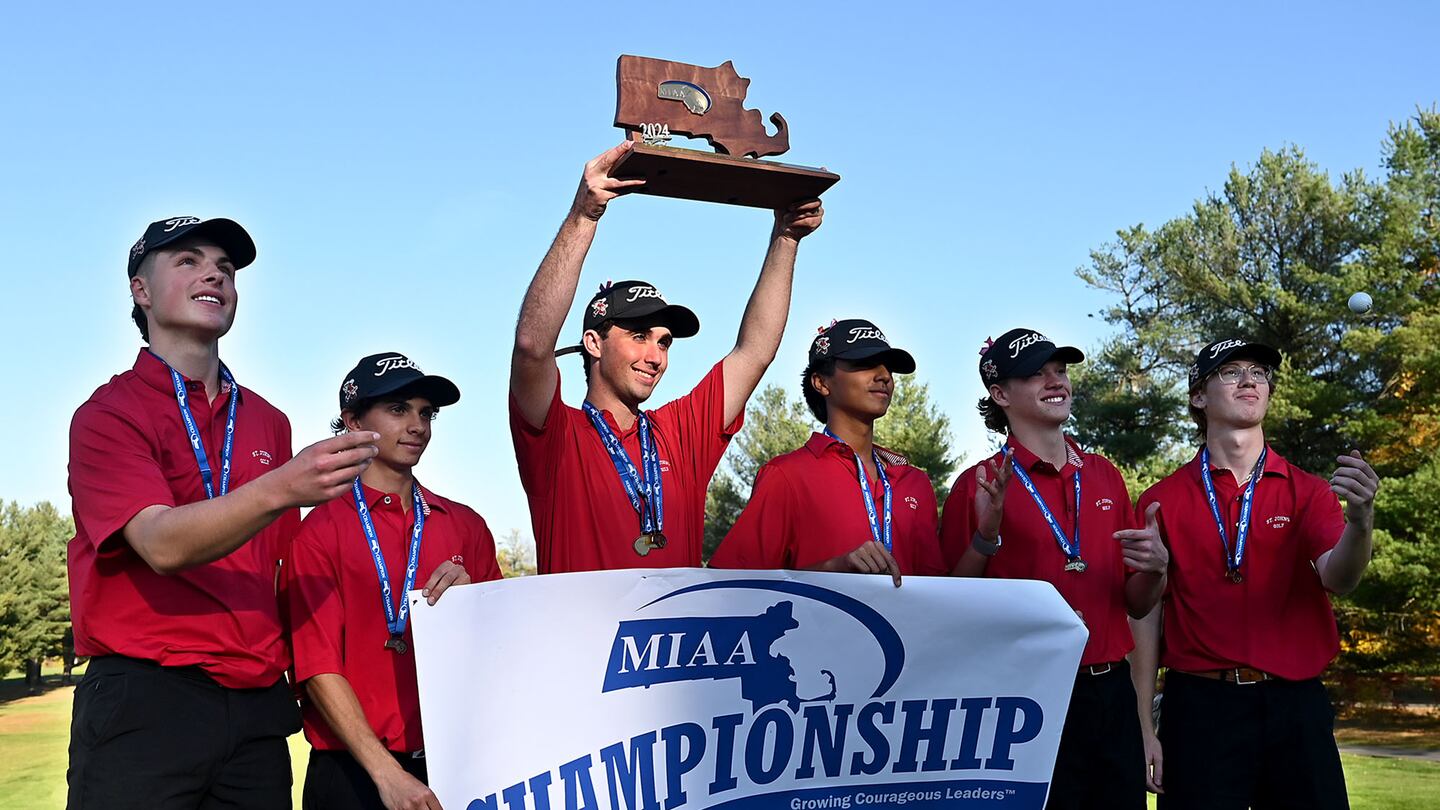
{"left": 582, "top": 402, "right": 663, "bottom": 534}
{"left": 1199, "top": 446, "right": 1267, "bottom": 581}
{"left": 824, "top": 429, "right": 893, "bottom": 552}
{"left": 352, "top": 479, "right": 426, "bottom": 637}
{"left": 1009, "top": 453, "right": 1083, "bottom": 564}
{"left": 156, "top": 353, "right": 238, "bottom": 500}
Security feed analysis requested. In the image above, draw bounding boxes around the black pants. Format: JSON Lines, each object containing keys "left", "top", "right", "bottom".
{"left": 1046, "top": 661, "right": 1147, "bottom": 810}
{"left": 303, "top": 748, "right": 429, "bottom": 810}
{"left": 66, "top": 655, "right": 302, "bottom": 810}
{"left": 1157, "top": 672, "right": 1348, "bottom": 810}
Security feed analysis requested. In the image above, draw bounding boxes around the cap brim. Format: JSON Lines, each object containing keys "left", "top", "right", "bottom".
{"left": 1218, "top": 343, "right": 1282, "bottom": 370}
{"left": 162, "top": 219, "right": 257, "bottom": 270}
{"left": 614, "top": 303, "right": 700, "bottom": 339}
{"left": 1007, "top": 345, "right": 1085, "bottom": 378}
{"left": 833, "top": 346, "right": 917, "bottom": 374}
{"left": 376, "top": 375, "right": 461, "bottom": 408}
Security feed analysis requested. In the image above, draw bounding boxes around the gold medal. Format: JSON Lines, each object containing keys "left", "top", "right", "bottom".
{"left": 1064, "top": 557, "right": 1088, "bottom": 573}
{"left": 1228, "top": 569, "right": 1244, "bottom": 584}
{"left": 633, "top": 532, "right": 668, "bottom": 556}
{"left": 384, "top": 636, "right": 408, "bottom": 655}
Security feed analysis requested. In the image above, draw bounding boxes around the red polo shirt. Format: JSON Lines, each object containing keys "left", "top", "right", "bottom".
{"left": 1138, "top": 447, "right": 1344, "bottom": 680}
{"left": 510, "top": 361, "right": 742, "bottom": 574}
{"left": 940, "top": 437, "right": 1138, "bottom": 666}
{"left": 710, "top": 433, "right": 945, "bottom": 575}
{"left": 66, "top": 349, "right": 299, "bottom": 689}
{"left": 287, "top": 482, "right": 501, "bottom": 753}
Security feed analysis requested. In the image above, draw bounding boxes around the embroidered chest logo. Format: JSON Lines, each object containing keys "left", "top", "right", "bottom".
{"left": 450, "top": 554, "right": 465, "bottom": 565}
{"left": 1094, "top": 497, "right": 1114, "bottom": 512}
{"left": 904, "top": 496, "right": 919, "bottom": 510}
{"left": 659, "top": 459, "right": 672, "bottom": 474}
{"left": 251, "top": 449, "right": 273, "bottom": 466}
{"left": 1265, "top": 515, "right": 1291, "bottom": 529}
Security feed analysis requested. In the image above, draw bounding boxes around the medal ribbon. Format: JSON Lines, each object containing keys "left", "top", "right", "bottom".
{"left": 823, "top": 429, "right": 893, "bottom": 552}
{"left": 582, "top": 402, "right": 663, "bottom": 535}
{"left": 1199, "top": 446, "right": 1267, "bottom": 580}
{"left": 1009, "top": 454, "right": 1082, "bottom": 563}
{"left": 157, "top": 353, "right": 238, "bottom": 500}
{"left": 352, "top": 479, "right": 426, "bottom": 638}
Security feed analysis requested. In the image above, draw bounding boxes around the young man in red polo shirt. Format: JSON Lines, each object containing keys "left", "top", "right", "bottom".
{"left": 66, "top": 216, "right": 380, "bottom": 809}
{"left": 288, "top": 353, "right": 501, "bottom": 810}
{"left": 939, "top": 328, "right": 1169, "bottom": 810}
{"left": 509, "top": 142, "right": 823, "bottom": 573}
{"left": 710, "top": 319, "right": 944, "bottom": 585}
{"left": 1135, "top": 339, "right": 1378, "bottom": 810}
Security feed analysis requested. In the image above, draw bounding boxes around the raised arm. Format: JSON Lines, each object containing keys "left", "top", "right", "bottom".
{"left": 720, "top": 199, "right": 824, "bottom": 425}
{"left": 1316, "top": 450, "right": 1379, "bottom": 594}
{"left": 510, "top": 143, "right": 645, "bottom": 428}
{"left": 123, "top": 431, "right": 379, "bottom": 574}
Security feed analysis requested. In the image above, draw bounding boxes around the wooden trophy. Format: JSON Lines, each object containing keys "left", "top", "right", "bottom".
{"left": 610, "top": 55, "right": 840, "bottom": 209}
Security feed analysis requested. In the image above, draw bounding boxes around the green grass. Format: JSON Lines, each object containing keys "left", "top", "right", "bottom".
{"left": 3, "top": 680, "right": 1436, "bottom": 809}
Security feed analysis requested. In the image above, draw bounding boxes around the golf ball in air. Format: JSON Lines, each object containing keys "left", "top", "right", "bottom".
{"left": 1348, "top": 292, "right": 1373, "bottom": 314}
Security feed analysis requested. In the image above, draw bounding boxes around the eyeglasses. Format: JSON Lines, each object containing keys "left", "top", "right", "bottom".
{"left": 1215, "top": 364, "right": 1273, "bottom": 385}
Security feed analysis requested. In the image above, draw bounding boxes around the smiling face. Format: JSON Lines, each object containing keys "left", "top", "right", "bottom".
{"left": 130, "top": 237, "right": 237, "bottom": 342}
{"left": 990, "top": 360, "right": 1072, "bottom": 429}
{"left": 344, "top": 395, "right": 437, "bottom": 473}
{"left": 811, "top": 358, "right": 894, "bottom": 424}
{"left": 584, "top": 324, "right": 673, "bottom": 407}
{"left": 1191, "top": 360, "right": 1272, "bottom": 432}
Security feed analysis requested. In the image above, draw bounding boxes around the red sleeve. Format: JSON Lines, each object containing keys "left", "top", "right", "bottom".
{"left": 286, "top": 512, "right": 345, "bottom": 683}
{"left": 1298, "top": 475, "right": 1345, "bottom": 562}
{"left": 910, "top": 482, "right": 946, "bottom": 576}
{"left": 938, "top": 465, "right": 980, "bottom": 571}
{"left": 69, "top": 402, "right": 175, "bottom": 554}
{"left": 508, "top": 381, "right": 568, "bottom": 495}
{"left": 462, "top": 508, "right": 504, "bottom": 584}
{"left": 654, "top": 361, "right": 744, "bottom": 488}
{"left": 709, "top": 463, "right": 793, "bottom": 570}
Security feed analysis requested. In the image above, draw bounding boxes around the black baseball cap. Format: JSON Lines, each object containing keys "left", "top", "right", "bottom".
{"left": 127, "top": 216, "right": 257, "bottom": 278}
{"left": 978, "top": 328, "right": 1084, "bottom": 385}
{"left": 1189, "top": 339, "right": 1282, "bottom": 391}
{"left": 338, "top": 353, "right": 461, "bottom": 411}
{"left": 807, "top": 319, "right": 916, "bottom": 373}
{"left": 557, "top": 280, "right": 700, "bottom": 357}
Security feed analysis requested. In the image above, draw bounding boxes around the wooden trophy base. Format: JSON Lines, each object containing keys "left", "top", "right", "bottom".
{"left": 611, "top": 143, "right": 839, "bottom": 209}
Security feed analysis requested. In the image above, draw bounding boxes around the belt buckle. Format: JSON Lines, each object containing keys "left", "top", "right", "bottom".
{"left": 1087, "top": 663, "right": 1112, "bottom": 676}
{"left": 1232, "top": 667, "right": 1260, "bottom": 685}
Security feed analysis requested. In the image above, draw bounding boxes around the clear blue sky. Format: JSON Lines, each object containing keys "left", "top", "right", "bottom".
{"left": 3, "top": 2, "right": 1437, "bottom": 539}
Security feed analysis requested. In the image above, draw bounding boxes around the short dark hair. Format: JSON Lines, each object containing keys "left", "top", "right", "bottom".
{"left": 581, "top": 320, "right": 618, "bottom": 383}
{"left": 801, "top": 358, "right": 838, "bottom": 422}
{"left": 977, "top": 395, "right": 1009, "bottom": 434}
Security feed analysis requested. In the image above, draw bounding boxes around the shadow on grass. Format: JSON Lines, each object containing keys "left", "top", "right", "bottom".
{"left": 0, "top": 662, "right": 86, "bottom": 707}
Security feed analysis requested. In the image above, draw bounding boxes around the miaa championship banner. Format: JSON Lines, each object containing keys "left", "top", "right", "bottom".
{"left": 410, "top": 570, "right": 1088, "bottom": 810}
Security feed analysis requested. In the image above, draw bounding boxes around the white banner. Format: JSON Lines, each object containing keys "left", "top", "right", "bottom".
{"left": 411, "top": 570, "right": 1087, "bottom": 810}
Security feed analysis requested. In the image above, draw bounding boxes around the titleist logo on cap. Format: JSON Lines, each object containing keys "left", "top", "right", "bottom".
{"left": 373, "top": 356, "right": 421, "bottom": 376}
{"left": 1008, "top": 332, "right": 1051, "bottom": 358}
{"left": 848, "top": 326, "right": 887, "bottom": 344}
{"left": 626, "top": 286, "right": 664, "bottom": 303}
{"left": 1208, "top": 339, "right": 1247, "bottom": 358}
{"left": 163, "top": 216, "right": 201, "bottom": 232}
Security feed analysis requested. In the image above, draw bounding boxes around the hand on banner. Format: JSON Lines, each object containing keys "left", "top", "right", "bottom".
{"left": 844, "top": 540, "right": 902, "bottom": 588}
{"left": 573, "top": 142, "right": 646, "bottom": 222}
{"left": 421, "top": 561, "right": 472, "bottom": 605}
{"left": 774, "top": 198, "right": 824, "bottom": 242}
{"left": 269, "top": 432, "right": 381, "bottom": 507}
{"left": 1113, "top": 502, "right": 1169, "bottom": 574}
{"left": 1331, "top": 450, "right": 1379, "bottom": 523}
{"left": 973, "top": 448, "right": 1014, "bottom": 543}
{"left": 375, "top": 764, "right": 443, "bottom": 810}
{"left": 1143, "top": 729, "right": 1164, "bottom": 794}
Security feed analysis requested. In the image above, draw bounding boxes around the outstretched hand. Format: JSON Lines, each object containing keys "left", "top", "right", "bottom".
{"left": 774, "top": 198, "right": 824, "bottom": 242}
{"left": 1113, "top": 502, "right": 1169, "bottom": 574}
{"left": 1331, "top": 450, "right": 1379, "bottom": 522}
{"left": 572, "top": 142, "right": 646, "bottom": 221}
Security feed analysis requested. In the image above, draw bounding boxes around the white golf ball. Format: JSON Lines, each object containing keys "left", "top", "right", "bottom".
{"left": 1348, "top": 292, "right": 1373, "bottom": 314}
